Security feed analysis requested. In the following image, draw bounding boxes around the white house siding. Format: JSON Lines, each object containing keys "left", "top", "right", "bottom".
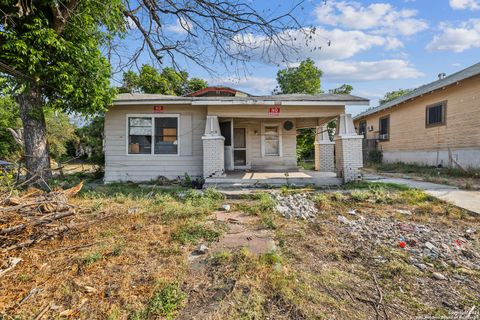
{"left": 233, "top": 118, "right": 298, "bottom": 170}
{"left": 104, "top": 104, "right": 207, "bottom": 182}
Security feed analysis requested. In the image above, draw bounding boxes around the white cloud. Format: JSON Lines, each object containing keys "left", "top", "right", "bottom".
{"left": 210, "top": 76, "right": 277, "bottom": 95}
{"left": 232, "top": 27, "right": 402, "bottom": 63}
{"left": 317, "top": 59, "right": 424, "bottom": 81}
{"left": 449, "top": 0, "right": 480, "bottom": 10}
{"left": 165, "top": 18, "right": 193, "bottom": 34}
{"left": 426, "top": 19, "right": 480, "bottom": 52}
{"left": 314, "top": 1, "right": 428, "bottom": 36}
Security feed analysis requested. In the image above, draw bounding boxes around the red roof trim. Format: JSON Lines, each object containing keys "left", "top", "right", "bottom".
{"left": 185, "top": 86, "right": 238, "bottom": 97}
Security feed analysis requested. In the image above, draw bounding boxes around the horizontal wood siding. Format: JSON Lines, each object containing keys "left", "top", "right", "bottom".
{"left": 104, "top": 105, "right": 207, "bottom": 182}
{"left": 354, "top": 74, "right": 480, "bottom": 152}
{"left": 234, "top": 118, "right": 298, "bottom": 170}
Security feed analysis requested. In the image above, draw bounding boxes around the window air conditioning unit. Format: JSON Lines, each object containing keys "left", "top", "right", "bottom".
{"left": 368, "top": 125, "right": 374, "bottom": 131}
{"left": 379, "top": 134, "right": 389, "bottom": 140}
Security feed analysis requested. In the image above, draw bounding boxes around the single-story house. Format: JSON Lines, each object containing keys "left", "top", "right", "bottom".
{"left": 104, "top": 87, "right": 368, "bottom": 184}
{"left": 353, "top": 62, "right": 480, "bottom": 169}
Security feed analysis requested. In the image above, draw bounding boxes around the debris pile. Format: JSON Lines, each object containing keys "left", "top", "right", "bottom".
{"left": 272, "top": 192, "right": 317, "bottom": 219}
{"left": 0, "top": 182, "right": 84, "bottom": 252}
{"left": 336, "top": 214, "right": 480, "bottom": 273}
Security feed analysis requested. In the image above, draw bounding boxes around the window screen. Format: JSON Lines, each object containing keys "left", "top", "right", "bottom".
{"left": 379, "top": 116, "right": 389, "bottom": 139}
{"left": 426, "top": 103, "right": 445, "bottom": 126}
{"left": 128, "top": 117, "right": 152, "bottom": 154}
{"left": 358, "top": 120, "right": 367, "bottom": 135}
{"left": 154, "top": 117, "right": 178, "bottom": 154}
{"left": 264, "top": 126, "right": 280, "bottom": 156}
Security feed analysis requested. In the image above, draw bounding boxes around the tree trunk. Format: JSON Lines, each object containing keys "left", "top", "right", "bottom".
{"left": 16, "top": 84, "right": 52, "bottom": 184}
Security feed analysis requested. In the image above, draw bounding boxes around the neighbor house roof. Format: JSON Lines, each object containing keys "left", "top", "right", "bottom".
{"left": 354, "top": 62, "right": 480, "bottom": 121}
{"left": 113, "top": 92, "right": 369, "bottom": 106}
{"left": 185, "top": 86, "right": 251, "bottom": 97}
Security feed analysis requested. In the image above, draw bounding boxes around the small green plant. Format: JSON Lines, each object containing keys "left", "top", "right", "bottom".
{"left": 350, "top": 190, "right": 370, "bottom": 202}
{"left": 171, "top": 224, "right": 221, "bottom": 245}
{"left": 368, "top": 149, "right": 383, "bottom": 164}
{"left": 132, "top": 282, "right": 186, "bottom": 320}
{"left": 81, "top": 252, "right": 103, "bottom": 265}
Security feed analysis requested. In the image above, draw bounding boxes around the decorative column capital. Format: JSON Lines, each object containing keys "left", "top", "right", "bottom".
{"left": 334, "top": 113, "right": 361, "bottom": 139}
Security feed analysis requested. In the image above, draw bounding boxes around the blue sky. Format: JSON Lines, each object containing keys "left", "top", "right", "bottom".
{"left": 119, "top": 0, "right": 480, "bottom": 116}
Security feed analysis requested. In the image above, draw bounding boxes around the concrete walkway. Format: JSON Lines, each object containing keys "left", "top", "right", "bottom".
{"left": 365, "top": 174, "right": 480, "bottom": 214}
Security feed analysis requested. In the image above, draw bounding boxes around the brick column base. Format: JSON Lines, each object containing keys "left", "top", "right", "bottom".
{"left": 314, "top": 142, "right": 335, "bottom": 172}
{"left": 202, "top": 136, "right": 225, "bottom": 178}
{"left": 334, "top": 135, "right": 363, "bottom": 183}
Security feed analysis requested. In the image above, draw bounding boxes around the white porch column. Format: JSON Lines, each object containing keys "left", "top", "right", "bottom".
{"left": 334, "top": 114, "right": 363, "bottom": 183}
{"left": 202, "top": 115, "right": 225, "bottom": 178}
{"left": 314, "top": 124, "right": 335, "bottom": 172}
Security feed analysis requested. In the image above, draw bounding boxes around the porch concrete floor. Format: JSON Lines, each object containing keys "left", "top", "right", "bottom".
{"left": 204, "top": 170, "right": 342, "bottom": 188}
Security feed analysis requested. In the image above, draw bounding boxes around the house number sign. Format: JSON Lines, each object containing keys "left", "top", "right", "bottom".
{"left": 153, "top": 105, "right": 164, "bottom": 113}
{"left": 268, "top": 106, "right": 280, "bottom": 116}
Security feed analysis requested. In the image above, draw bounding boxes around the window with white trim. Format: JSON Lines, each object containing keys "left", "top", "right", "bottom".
{"left": 128, "top": 115, "right": 178, "bottom": 155}
{"left": 263, "top": 125, "right": 280, "bottom": 156}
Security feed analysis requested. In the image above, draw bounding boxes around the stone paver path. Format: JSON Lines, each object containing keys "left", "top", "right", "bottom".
{"left": 365, "top": 174, "right": 480, "bottom": 214}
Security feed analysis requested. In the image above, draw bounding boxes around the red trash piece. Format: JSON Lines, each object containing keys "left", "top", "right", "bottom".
{"left": 399, "top": 241, "right": 407, "bottom": 248}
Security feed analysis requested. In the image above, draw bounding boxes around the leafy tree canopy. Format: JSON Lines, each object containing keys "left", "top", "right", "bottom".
{"left": 0, "top": 0, "right": 125, "bottom": 114}
{"left": 0, "top": 94, "right": 21, "bottom": 160}
{"left": 275, "top": 58, "right": 323, "bottom": 95}
{"left": 329, "top": 84, "right": 353, "bottom": 94}
{"left": 379, "top": 89, "right": 412, "bottom": 106}
{"left": 119, "top": 65, "right": 208, "bottom": 96}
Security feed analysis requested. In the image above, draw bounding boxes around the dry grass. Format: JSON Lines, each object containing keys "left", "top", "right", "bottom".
{"left": 1, "top": 183, "right": 479, "bottom": 319}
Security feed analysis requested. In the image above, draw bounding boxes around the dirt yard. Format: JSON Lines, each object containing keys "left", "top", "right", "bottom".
{"left": 1, "top": 182, "right": 479, "bottom": 319}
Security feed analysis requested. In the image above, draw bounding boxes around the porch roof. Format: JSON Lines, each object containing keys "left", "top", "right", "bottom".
{"left": 113, "top": 93, "right": 369, "bottom": 106}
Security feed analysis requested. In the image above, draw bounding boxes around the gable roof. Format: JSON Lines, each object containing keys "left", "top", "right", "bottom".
{"left": 185, "top": 86, "right": 251, "bottom": 97}
{"left": 113, "top": 92, "right": 369, "bottom": 106}
{"left": 354, "top": 62, "right": 480, "bottom": 121}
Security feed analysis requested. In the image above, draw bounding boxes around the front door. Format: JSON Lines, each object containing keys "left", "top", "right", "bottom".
{"left": 233, "top": 128, "right": 247, "bottom": 167}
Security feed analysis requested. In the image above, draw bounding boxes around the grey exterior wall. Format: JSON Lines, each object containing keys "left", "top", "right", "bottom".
{"left": 104, "top": 104, "right": 207, "bottom": 182}
{"left": 382, "top": 148, "right": 480, "bottom": 169}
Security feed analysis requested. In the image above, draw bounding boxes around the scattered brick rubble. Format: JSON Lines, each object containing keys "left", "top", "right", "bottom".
{"left": 336, "top": 213, "right": 479, "bottom": 278}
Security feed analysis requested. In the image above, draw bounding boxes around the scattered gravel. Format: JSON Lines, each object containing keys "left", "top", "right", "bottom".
{"left": 272, "top": 192, "right": 318, "bottom": 220}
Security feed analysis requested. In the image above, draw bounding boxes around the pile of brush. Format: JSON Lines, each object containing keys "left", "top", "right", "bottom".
{"left": 0, "top": 182, "right": 84, "bottom": 252}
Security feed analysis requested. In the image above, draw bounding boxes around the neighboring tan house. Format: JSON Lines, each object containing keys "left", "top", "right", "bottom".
{"left": 354, "top": 62, "right": 480, "bottom": 169}
{"left": 104, "top": 87, "right": 368, "bottom": 184}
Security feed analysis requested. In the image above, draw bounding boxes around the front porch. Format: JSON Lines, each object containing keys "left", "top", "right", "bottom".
{"left": 204, "top": 169, "right": 342, "bottom": 188}
{"left": 202, "top": 108, "right": 365, "bottom": 185}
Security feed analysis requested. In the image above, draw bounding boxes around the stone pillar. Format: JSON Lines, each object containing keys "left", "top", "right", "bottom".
{"left": 334, "top": 114, "right": 363, "bottom": 183}
{"left": 202, "top": 116, "right": 225, "bottom": 178}
{"left": 314, "top": 125, "right": 335, "bottom": 172}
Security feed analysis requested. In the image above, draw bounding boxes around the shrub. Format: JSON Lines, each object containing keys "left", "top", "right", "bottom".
{"left": 368, "top": 149, "right": 383, "bottom": 164}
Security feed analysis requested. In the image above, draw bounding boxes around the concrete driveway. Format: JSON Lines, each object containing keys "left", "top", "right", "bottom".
{"left": 365, "top": 174, "right": 480, "bottom": 214}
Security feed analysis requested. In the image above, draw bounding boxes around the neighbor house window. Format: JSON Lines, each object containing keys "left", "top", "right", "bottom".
{"left": 426, "top": 101, "right": 446, "bottom": 127}
{"left": 358, "top": 120, "right": 367, "bottom": 136}
{"left": 379, "top": 116, "right": 389, "bottom": 140}
{"left": 263, "top": 125, "right": 281, "bottom": 156}
{"left": 128, "top": 115, "right": 178, "bottom": 155}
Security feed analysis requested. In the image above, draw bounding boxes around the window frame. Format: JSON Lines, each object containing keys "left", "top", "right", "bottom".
{"left": 358, "top": 120, "right": 367, "bottom": 136}
{"left": 378, "top": 115, "right": 390, "bottom": 141}
{"left": 126, "top": 114, "right": 180, "bottom": 156}
{"left": 261, "top": 123, "right": 282, "bottom": 157}
{"left": 425, "top": 100, "right": 447, "bottom": 128}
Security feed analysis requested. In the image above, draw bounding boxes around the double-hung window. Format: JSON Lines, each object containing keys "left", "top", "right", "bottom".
{"left": 426, "top": 101, "right": 446, "bottom": 127}
{"left": 128, "top": 115, "right": 179, "bottom": 155}
{"left": 379, "top": 116, "right": 389, "bottom": 140}
{"left": 263, "top": 125, "right": 281, "bottom": 156}
{"left": 358, "top": 120, "right": 367, "bottom": 136}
